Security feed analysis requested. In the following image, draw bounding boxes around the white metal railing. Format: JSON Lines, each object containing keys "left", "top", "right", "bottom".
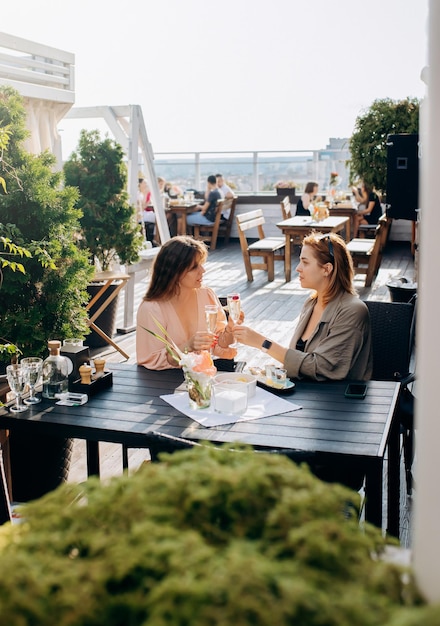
{"left": 148, "top": 145, "right": 352, "bottom": 195}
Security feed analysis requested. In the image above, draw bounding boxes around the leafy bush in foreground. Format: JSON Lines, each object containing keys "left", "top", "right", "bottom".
{"left": 0, "top": 445, "right": 434, "bottom": 625}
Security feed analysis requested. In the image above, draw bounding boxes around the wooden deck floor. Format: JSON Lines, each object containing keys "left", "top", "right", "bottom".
{"left": 69, "top": 237, "right": 416, "bottom": 544}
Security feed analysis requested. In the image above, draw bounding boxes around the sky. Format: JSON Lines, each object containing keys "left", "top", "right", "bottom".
{"left": 1, "top": 0, "right": 429, "bottom": 159}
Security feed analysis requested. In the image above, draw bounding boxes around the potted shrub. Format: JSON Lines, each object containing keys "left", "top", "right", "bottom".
{"left": 0, "top": 86, "right": 93, "bottom": 501}
{"left": 64, "top": 129, "right": 143, "bottom": 347}
{"left": 0, "top": 445, "right": 429, "bottom": 624}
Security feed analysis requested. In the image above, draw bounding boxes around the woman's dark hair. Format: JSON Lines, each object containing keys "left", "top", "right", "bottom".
{"left": 301, "top": 231, "right": 355, "bottom": 304}
{"left": 304, "top": 181, "right": 318, "bottom": 194}
{"left": 144, "top": 236, "right": 208, "bottom": 301}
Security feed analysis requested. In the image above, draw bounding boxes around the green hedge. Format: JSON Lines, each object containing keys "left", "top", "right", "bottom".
{"left": 0, "top": 444, "right": 435, "bottom": 625}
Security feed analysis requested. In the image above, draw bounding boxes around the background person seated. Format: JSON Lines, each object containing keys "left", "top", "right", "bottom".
{"left": 138, "top": 176, "right": 178, "bottom": 242}
{"left": 158, "top": 176, "right": 182, "bottom": 199}
{"left": 296, "top": 181, "right": 319, "bottom": 216}
{"left": 137, "top": 178, "right": 155, "bottom": 242}
{"left": 216, "top": 173, "right": 235, "bottom": 220}
{"left": 187, "top": 175, "right": 221, "bottom": 227}
{"left": 352, "top": 181, "right": 382, "bottom": 236}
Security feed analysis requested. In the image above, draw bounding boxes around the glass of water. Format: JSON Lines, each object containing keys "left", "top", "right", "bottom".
{"left": 6, "top": 364, "right": 29, "bottom": 413}
{"left": 21, "top": 357, "right": 43, "bottom": 405}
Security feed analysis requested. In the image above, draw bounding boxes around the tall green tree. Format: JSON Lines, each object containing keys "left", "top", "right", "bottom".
{"left": 64, "top": 129, "right": 143, "bottom": 271}
{"left": 0, "top": 86, "right": 93, "bottom": 357}
{"left": 348, "top": 97, "right": 420, "bottom": 193}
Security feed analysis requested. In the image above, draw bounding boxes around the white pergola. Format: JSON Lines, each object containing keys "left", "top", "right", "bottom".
{"left": 63, "top": 104, "right": 170, "bottom": 244}
{"left": 0, "top": 32, "right": 170, "bottom": 244}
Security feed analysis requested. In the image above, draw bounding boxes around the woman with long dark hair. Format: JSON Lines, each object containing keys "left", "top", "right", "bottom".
{"left": 296, "top": 181, "right": 319, "bottom": 216}
{"left": 136, "top": 236, "right": 238, "bottom": 369}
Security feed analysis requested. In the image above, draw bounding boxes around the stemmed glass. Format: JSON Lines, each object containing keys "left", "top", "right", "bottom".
{"left": 205, "top": 304, "right": 218, "bottom": 355}
{"left": 227, "top": 293, "right": 241, "bottom": 348}
{"left": 6, "top": 364, "right": 29, "bottom": 413}
{"left": 21, "top": 357, "right": 43, "bottom": 405}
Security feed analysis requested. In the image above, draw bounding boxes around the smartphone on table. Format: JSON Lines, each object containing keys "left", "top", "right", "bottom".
{"left": 344, "top": 383, "right": 367, "bottom": 399}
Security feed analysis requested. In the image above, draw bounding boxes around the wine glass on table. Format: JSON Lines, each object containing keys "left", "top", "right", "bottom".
{"left": 21, "top": 357, "right": 43, "bottom": 405}
{"left": 227, "top": 293, "right": 241, "bottom": 348}
{"left": 6, "top": 363, "right": 28, "bottom": 413}
{"left": 204, "top": 304, "right": 218, "bottom": 355}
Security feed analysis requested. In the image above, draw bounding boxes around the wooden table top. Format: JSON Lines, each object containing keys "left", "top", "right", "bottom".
{"left": 0, "top": 363, "right": 401, "bottom": 533}
{"left": 277, "top": 215, "right": 349, "bottom": 230}
{"left": 0, "top": 363, "right": 398, "bottom": 457}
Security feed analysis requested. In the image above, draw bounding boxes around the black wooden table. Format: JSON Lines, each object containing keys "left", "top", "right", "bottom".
{"left": 0, "top": 363, "right": 401, "bottom": 536}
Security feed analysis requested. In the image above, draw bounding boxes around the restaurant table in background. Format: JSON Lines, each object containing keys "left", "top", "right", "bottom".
{"left": 167, "top": 201, "right": 202, "bottom": 235}
{"left": 277, "top": 215, "right": 350, "bottom": 281}
{"left": 0, "top": 363, "right": 401, "bottom": 536}
{"left": 330, "top": 202, "right": 358, "bottom": 240}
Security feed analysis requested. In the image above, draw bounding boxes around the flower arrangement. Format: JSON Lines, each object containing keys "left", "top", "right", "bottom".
{"left": 274, "top": 180, "right": 296, "bottom": 189}
{"left": 143, "top": 318, "right": 217, "bottom": 409}
{"left": 329, "top": 171, "right": 341, "bottom": 187}
{"left": 311, "top": 203, "right": 330, "bottom": 223}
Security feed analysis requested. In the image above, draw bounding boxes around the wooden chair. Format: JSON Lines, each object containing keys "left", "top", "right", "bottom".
{"left": 218, "top": 196, "right": 237, "bottom": 247}
{"left": 280, "top": 196, "right": 303, "bottom": 252}
{"left": 280, "top": 196, "right": 292, "bottom": 220}
{"left": 236, "top": 209, "right": 285, "bottom": 282}
{"left": 347, "top": 215, "right": 392, "bottom": 287}
{"left": 357, "top": 204, "right": 388, "bottom": 238}
{"left": 192, "top": 198, "right": 235, "bottom": 251}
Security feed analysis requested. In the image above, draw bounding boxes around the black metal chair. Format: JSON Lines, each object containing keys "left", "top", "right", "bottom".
{"left": 0, "top": 446, "right": 12, "bottom": 525}
{"left": 365, "top": 298, "right": 417, "bottom": 495}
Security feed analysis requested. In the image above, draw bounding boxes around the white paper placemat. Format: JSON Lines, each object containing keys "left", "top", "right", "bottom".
{"left": 160, "top": 387, "right": 301, "bottom": 427}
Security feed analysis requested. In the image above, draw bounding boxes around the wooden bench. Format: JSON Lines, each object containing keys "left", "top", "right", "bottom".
{"left": 347, "top": 215, "right": 392, "bottom": 287}
{"left": 236, "top": 209, "right": 285, "bottom": 282}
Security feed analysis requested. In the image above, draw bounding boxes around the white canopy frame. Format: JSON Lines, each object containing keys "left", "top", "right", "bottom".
{"left": 64, "top": 105, "right": 170, "bottom": 244}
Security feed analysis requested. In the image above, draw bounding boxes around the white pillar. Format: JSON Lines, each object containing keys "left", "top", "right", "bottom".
{"left": 412, "top": 0, "right": 440, "bottom": 603}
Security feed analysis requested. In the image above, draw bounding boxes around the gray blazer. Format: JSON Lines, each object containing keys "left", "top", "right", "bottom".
{"left": 284, "top": 291, "right": 373, "bottom": 381}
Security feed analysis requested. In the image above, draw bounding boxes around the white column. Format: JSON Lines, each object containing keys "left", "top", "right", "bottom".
{"left": 413, "top": 0, "right": 440, "bottom": 603}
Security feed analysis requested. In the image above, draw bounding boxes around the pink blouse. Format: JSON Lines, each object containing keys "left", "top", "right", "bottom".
{"left": 136, "top": 287, "right": 236, "bottom": 369}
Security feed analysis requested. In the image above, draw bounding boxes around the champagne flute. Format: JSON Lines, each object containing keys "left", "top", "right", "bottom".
{"left": 6, "top": 364, "right": 28, "bottom": 413}
{"left": 21, "top": 357, "right": 43, "bottom": 405}
{"left": 205, "top": 304, "right": 218, "bottom": 354}
{"left": 227, "top": 293, "right": 241, "bottom": 348}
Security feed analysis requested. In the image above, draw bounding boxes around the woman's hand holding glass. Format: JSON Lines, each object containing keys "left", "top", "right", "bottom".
{"left": 204, "top": 304, "right": 218, "bottom": 354}
{"left": 191, "top": 331, "right": 216, "bottom": 353}
{"left": 227, "top": 293, "right": 242, "bottom": 348}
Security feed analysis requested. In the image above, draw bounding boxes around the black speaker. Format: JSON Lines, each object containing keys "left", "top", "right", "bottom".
{"left": 386, "top": 133, "right": 419, "bottom": 221}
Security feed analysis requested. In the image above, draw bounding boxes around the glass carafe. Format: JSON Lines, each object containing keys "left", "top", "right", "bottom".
{"left": 42, "top": 340, "right": 70, "bottom": 399}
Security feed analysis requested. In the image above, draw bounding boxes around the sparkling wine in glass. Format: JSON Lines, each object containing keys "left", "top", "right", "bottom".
{"left": 6, "top": 364, "right": 29, "bottom": 413}
{"left": 227, "top": 293, "right": 241, "bottom": 348}
{"left": 205, "top": 304, "right": 218, "bottom": 354}
{"left": 21, "top": 357, "right": 43, "bottom": 405}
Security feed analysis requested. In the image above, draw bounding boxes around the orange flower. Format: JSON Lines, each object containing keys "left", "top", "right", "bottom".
{"left": 186, "top": 350, "right": 217, "bottom": 377}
